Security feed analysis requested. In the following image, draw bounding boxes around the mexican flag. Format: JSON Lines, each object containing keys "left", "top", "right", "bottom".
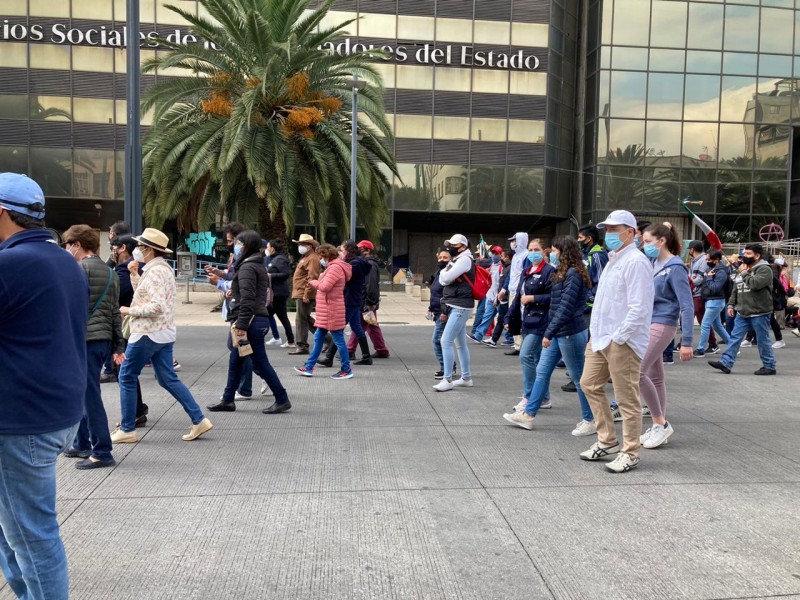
{"left": 680, "top": 199, "right": 722, "bottom": 250}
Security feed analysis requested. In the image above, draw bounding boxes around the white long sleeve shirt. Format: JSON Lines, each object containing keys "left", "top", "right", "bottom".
{"left": 589, "top": 243, "right": 654, "bottom": 359}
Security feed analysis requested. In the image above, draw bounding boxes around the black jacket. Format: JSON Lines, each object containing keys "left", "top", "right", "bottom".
{"left": 428, "top": 268, "right": 445, "bottom": 317}
{"left": 228, "top": 254, "right": 271, "bottom": 329}
{"left": 344, "top": 256, "right": 370, "bottom": 308}
{"left": 701, "top": 265, "right": 730, "bottom": 300}
{"left": 544, "top": 268, "right": 589, "bottom": 340}
{"left": 81, "top": 256, "right": 125, "bottom": 353}
{"left": 265, "top": 253, "right": 291, "bottom": 298}
{"left": 364, "top": 257, "right": 381, "bottom": 307}
{"left": 508, "top": 263, "right": 556, "bottom": 336}
{"left": 114, "top": 259, "right": 134, "bottom": 307}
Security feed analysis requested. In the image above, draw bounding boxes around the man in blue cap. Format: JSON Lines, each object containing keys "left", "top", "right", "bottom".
{"left": 0, "top": 173, "right": 87, "bottom": 599}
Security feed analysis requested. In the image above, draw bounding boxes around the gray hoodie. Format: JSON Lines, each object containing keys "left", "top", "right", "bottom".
{"left": 508, "top": 232, "right": 529, "bottom": 296}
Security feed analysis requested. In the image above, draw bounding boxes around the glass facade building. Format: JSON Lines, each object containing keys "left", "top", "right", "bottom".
{"left": 1, "top": 0, "right": 798, "bottom": 270}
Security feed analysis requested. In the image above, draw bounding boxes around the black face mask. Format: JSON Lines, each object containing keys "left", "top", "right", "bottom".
{"left": 706, "top": 262, "right": 716, "bottom": 268}
{"left": 447, "top": 247, "right": 460, "bottom": 257}
{"left": 741, "top": 256, "right": 756, "bottom": 266}
{"left": 437, "top": 261, "right": 449, "bottom": 270}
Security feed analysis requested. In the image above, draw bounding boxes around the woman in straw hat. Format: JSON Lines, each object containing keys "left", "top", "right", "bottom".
{"left": 112, "top": 228, "right": 213, "bottom": 443}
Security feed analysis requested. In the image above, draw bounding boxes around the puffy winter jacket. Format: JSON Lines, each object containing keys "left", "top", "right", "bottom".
{"left": 228, "top": 254, "right": 271, "bottom": 330}
{"left": 81, "top": 255, "right": 124, "bottom": 354}
{"left": 428, "top": 268, "right": 445, "bottom": 317}
{"left": 543, "top": 267, "right": 589, "bottom": 340}
{"left": 265, "top": 253, "right": 291, "bottom": 297}
{"left": 311, "top": 258, "right": 352, "bottom": 330}
{"left": 509, "top": 262, "right": 556, "bottom": 335}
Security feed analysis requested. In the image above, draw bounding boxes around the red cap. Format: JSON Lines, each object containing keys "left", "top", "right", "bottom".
{"left": 491, "top": 245, "right": 503, "bottom": 254}
{"left": 357, "top": 240, "right": 374, "bottom": 250}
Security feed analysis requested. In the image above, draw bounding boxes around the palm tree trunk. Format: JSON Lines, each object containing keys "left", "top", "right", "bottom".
{"left": 260, "top": 203, "right": 289, "bottom": 247}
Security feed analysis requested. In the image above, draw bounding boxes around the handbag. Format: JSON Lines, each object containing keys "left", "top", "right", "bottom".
{"left": 265, "top": 273, "right": 274, "bottom": 309}
{"left": 231, "top": 323, "right": 253, "bottom": 357}
{"left": 121, "top": 314, "right": 131, "bottom": 339}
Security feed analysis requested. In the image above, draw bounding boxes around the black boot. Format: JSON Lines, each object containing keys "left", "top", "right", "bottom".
{"left": 355, "top": 336, "right": 373, "bottom": 365}
{"left": 317, "top": 344, "right": 336, "bottom": 368}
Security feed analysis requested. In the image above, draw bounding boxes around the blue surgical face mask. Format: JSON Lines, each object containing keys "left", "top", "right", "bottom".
{"left": 233, "top": 244, "right": 243, "bottom": 259}
{"left": 634, "top": 236, "right": 642, "bottom": 249}
{"left": 605, "top": 232, "right": 623, "bottom": 252}
{"left": 643, "top": 242, "right": 659, "bottom": 259}
{"left": 492, "top": 255, "right": 500, "bottom": 264}
{"left": 549, "top": 251, "right": 559, "bottom": 266}
{"left": 320, "top": 259, "right": 328, "bottom": 268}
{"left": 528, "top": 251, "right": 543, "bottom": 264}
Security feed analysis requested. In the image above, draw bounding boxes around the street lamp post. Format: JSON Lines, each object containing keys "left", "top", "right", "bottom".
{"left": 349, "top": 76, "right": 366, "bottom": 242}
{"left": 124, "top": 0, "right": 143, "bottom": 234}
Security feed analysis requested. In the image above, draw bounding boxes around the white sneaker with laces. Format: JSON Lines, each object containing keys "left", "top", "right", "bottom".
{"left": 606, "top": 452, "right": 640, "bottom": 473}
{"left": 452, "top": 377, "right": 474, "bottom": 388}
{"left": 579, "top": 442, "right": 619, "bottom": 461}
{"left": 740, "top": 340, "right": 753, "bottom": 348}
{"left": 642, "top": 422, "right": 673, "bottom": 449}
{"left": 540, "top": 399, "right": 552, "bottom": 409}
{"left": 260, "top": 382, "right": 274, "bottom": 396}
{"left": 503, "top": 411, "right": 535, "bottom": 430}
{"left": 571, "top": 419, "right": 596, "bottom": 437}
{"left": 280, "top": 341, "right": 297, "bottom": 349}
{"left": 266, "top": 337, "right": 283, "bottom": 346}
{"left": 640, "top": 427, "right": 653, "bottom": 445}
{"left": 433, "top": 380, "right": 454, "bottom": 392}
{"left": 772, "top": 340, "right": 786, "bottom": 349}
{"left": 512, "top": 398, "right": 527, "bottom": 413}
{"left": 234, "top": 391, "right": 252, "bottom": 400}
{"left": 611, "top": 407, "right": 623, "bottom": 422}
{"left": 641, "top": 405, "right": 651, "bottom": 417}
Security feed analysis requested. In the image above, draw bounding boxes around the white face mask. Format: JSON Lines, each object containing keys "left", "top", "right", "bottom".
{"left": 132, "top": 247, "right": 145, "bottom": 262}
{"left": 298, "top": 245, "right": 309, "bottom": 255}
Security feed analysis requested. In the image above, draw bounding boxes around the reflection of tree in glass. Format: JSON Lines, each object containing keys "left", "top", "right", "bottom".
{"left": 462, "top": 167, "right": 504, "bottom": 212}
{"left": 393, "top": 164, "right": 439, "bottom": 211}
{"left": 600, "top": 145, "right": 677, "bottom": 212}
{"left": 29, "top": 100, "right": 72, "bottom": 122}
{"left": 509, "top": 168, "right": 544, "bottom": 214}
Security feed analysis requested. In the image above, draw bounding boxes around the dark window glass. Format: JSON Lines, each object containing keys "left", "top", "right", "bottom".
{"left": 752, "top": 179, "right": 787, "bottom": 214}
{"left": 74, "top": 149, "right": 115, "bottom": 199}
{"left": 30, "top": 147, "right": 72, "bottom": 197}
{"left": 753, "top": 126, "right": 790, "bottom": 171}
{"left": 679, "top": 180, "right": 717, "bottom": 213}
{"left": 468, "top": 166, "right": 506, "bottom": 213}
{"left": 650, "top": 2, "right": 687, "bottom": 49}
{"left": 507, "top": 167, "right": 544, "bottom": 214}
{"left": 723, "top": 5, "right": 759, "bottom": 53}
{"left": 0, "top": 95, "right": 29, "bottom": 120}
{"left": 647, "top": 73, "right": 684, "bottom": 120}
{"left": 684, "top": 74, "right": 721, "bottom": 121}
{"left": 394, "top": 163, "right": 461, "bottom": 212}
{"left": 751, "top": 215, "right": 787, "bottom": 244}
{"left": 610, "top": 71, "right": 647, "bottom": 118}
{"left": 649, "top": 49, "right": 685, "bottom": 73}
{"left": 760, "top": 8, "right": 794, "bottom": 55}
{"left": 604, "top": 165, "right": 643, "bottom": 212}
{"left": 686, "top": 51, "right": 721, "bottom": 74}
{"left": 715, "top": 213, "right": 751, "bottom": 244}
{"left": 0, "top": 146, "right": 28, "bottom": 174}
{"left": 606, "top": 119, "right": 645, "bottom": 159}
{"left": 641, "top": 169, "right": 679, "bottom": 213}
{"left": 716, "top": 177, "right": 752, "bottom": 213}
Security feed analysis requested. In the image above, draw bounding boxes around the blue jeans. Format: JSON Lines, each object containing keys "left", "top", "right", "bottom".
{"left": 441, "top": 306, "right": 472, "bottom": 380}
{"left": 721, "top": 313, "right": 776, "bottom": 371}
{"left": 0, "top": 423, "right": 79, "bottom": 600}
{"left": 471, "top": 298, "right": 486, "bottom": 335}
{"left": 345, "top": 305, "right": 366, "bottom": 340}
{"left": 697, "top": 298, "right": 730, "bottom": 351}
{"left": 473, "top": 302, "right": 498, "bottom": 340}
{"left": 725, "top": 309, "right": 736, "bottom": 334}
{"left": 525, "top": 330, "right": 593, "bottom": 421}
{"left": 73, "top": 340, "right": 113, "bottom": 461}
{"left": 305, "top": 327, "right": 350, "bottom": 372}
{"left": 492, "top": 302, "right": 508, "bottom": 343}
{"left": 224, "top": 316, "right": 288, "bottom": 404}
{"left": 119, "top": 336, "right": 205, "bottom": 432}
{"left": 520, "top": 332, "right": 548, "bottom": 401}
{"left": 267, "top": 315, "right": 280, "bottom": 340}
{"left": 431, "top": 316, "right": 445, "bottom": 370}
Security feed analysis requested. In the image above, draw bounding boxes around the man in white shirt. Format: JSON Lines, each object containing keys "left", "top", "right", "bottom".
{"left": 579, "top": 210, "right": 654, "bottom": 473}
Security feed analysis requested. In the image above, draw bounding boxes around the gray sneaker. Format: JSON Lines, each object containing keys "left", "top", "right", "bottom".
{"left": 606, "top": 452, "right": 640, "bottom": 473}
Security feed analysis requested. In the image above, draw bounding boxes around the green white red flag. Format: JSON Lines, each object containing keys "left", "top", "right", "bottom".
{"left": 680, "top": 199, "right": 722, "bottom": 250}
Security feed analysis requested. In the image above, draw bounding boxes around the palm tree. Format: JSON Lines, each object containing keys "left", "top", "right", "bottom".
{"left": 140, "top": 0, "right": 397, "bottom": 242}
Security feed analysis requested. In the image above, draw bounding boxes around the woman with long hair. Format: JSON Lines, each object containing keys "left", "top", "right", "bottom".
{"left": 265, "top": 239, "right": 295, "bottom": 348}
{"left": 638, "top": 223, "right": 693, "bottom": 448}
{"left": 317, "top": 240, "right": 373, "bottom": 367}
{"left": 508, "top": 239, "right": 556, "bottom": 413}
{"left": 294, "top": 243, "right": 354, "bottom": 379}
{"left": 207, "top": 230, "right": 291, "bottom": 414}
{"left": 503, "top": 236, "right": 595, "bottom": 436}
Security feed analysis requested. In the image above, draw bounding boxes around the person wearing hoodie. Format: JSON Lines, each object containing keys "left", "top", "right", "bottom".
{"left": 469, "top": 245, "right": 504, "bottom": 343}
{"left": 501, "top": 232, "right": 528, "bottom": 355}
{"left": 318, "top": 240, "right": 373, "bottom": 367}
{"left": 294, "top": 244, "right": 354, "bottom": 379}
{"left": 484, "top": 249, "right": 514, "bottom": 347}
{"left": 694, "top": 250, "right": 731, "bottom": 356}
{"left": 709, "top": 243, "right": 777, "bottom": 376}
{"left": 638, "top": 224, "right": 694, "bottom": 448}
{"left": 688, "top": 240, "right": 718, "bottom": 353}
{"left": 433, "top": 234, "right": 476, "bottom": 392}
{"left": 503, "top": 236, "right": 596, "bottom": 436}
{"left": 428, "top": 250, "right": 457, "bottom": 379}
{"left": 505, "top": 238, "right": 555, "bottom": 414}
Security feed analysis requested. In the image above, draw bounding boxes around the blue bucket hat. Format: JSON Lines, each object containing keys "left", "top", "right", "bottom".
{"left": 0, "top": 173, "right": 46, "bottom": 219}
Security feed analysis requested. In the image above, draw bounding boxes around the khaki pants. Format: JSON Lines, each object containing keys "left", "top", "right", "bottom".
{"left": 295, "top": 299, "right": 316, "bottom": 350}
{"left": 580, "top": 340, "right": 643, "bottom": 457}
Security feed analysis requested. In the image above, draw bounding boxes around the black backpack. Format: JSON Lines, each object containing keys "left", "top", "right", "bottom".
{"left": 772, "top": 271, "right": 786, "bottom": 310}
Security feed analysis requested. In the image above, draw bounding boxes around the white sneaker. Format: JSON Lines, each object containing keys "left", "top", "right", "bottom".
{"left": 606, "top": 452, "right": 640, "bottom": 473}
{"left": 540, "top": 399, "right": 552, "bottom": 409}
{"left": 452, "top": 377, "right": 474, "bottom": 388}
{"left": 740, "top": 340, "right": 753, "bottom": 348}
{"left": 571, "top": 419, "right": 597, "bottom": 437}
{"left": 512, "top": 398, "right": 527, "bottom": 413}
{"left": 260, "top": 382, "right": 273, "bottom": 396}
{"left": 280, "top": 341, "right": 297, "bottom": 349}
{"left": 433, "top": 380, "right": 454, "bottom": 392}
{"left": 639, "top": 427, "right": 652, "bottom": 445}
{"left": 266, "top": 337, "right": 283, "bottom": 346}
{"left": 234, "top": 391, "right": 252, "bottom": 400}
{"left": 503, "top": 411, "right": 535, "bottom": 430}
{"left": 110, "top": 428, "right": 138, "bottom": 444}
{"left": 642, "top": 422, "right": 673, "bottom": 449}
{"left": 579, "top": 442, "right": 619, "bottom": 461}
{"left": 611, "top": 407, "right": 623, "bottom": 422}
{"left": 772, "top": 340, "right": 786, "bottom": 349}
{"left": 641, "top": 405, "right": 651, "bottom": 417}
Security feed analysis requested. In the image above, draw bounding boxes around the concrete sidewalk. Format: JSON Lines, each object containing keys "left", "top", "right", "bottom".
{"left": 2, "top": 326, "right": 799, "bottom": 599}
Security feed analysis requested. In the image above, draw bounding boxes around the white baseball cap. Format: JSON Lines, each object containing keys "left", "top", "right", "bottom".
{"left": 444, "top": 234, "right": 468, "bottom": 247}
{"left": 597, "top": 209, "right": 637, "bottom": 229}
{"left": 775, "top": 257, "right": 785, "bottom": 266}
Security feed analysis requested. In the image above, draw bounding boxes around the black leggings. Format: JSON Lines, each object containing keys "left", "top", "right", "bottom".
{"left": 746, "top": 313, "right": 783, "bottom": 342}
{"left": 270, "top": 295, "right": 295, "bottom": 344}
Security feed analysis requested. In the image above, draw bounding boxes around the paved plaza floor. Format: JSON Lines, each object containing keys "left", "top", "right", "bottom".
{"left": 2, "top": 313, "right": 800, "bottom": 599}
